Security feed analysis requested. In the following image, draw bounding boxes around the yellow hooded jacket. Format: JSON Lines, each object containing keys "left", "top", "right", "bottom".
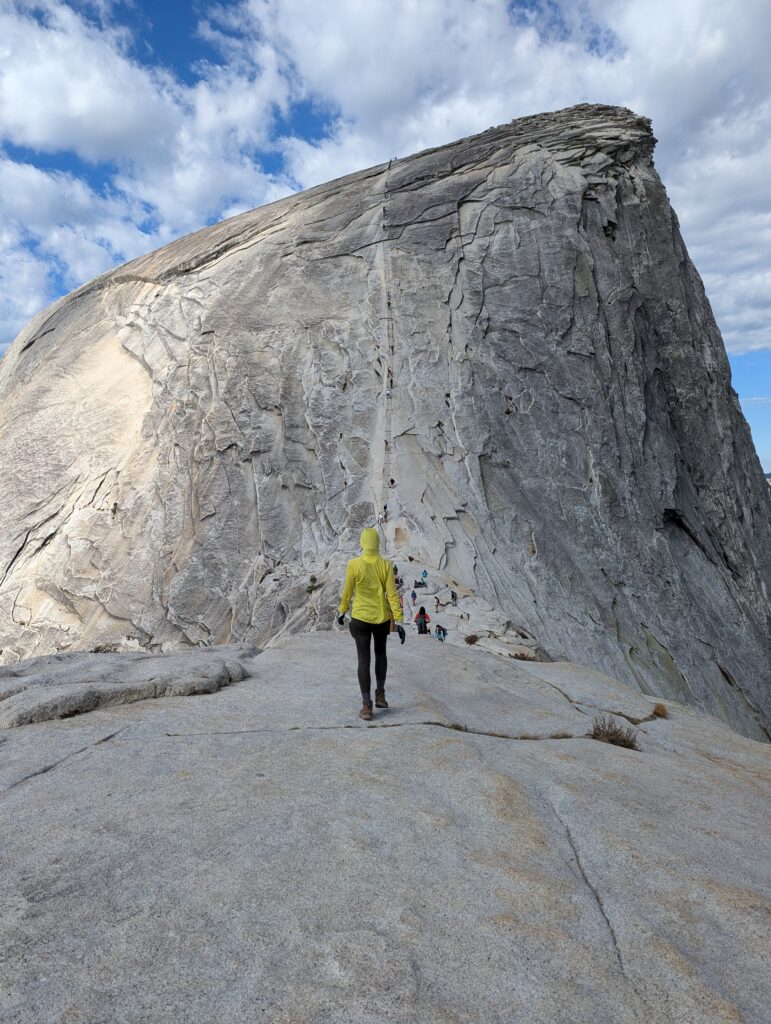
{"left": 339, "top": 528, "right": 403, "bottom": 625}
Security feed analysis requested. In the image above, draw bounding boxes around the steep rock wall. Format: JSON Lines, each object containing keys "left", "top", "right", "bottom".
{"left": 0, "top": 104, "right": 769, "bottom": 738}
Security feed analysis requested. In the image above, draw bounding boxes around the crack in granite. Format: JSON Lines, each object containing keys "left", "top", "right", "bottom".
{"left": 1, "top": 728, "right": 125, "bottom": 796}
{"left": 163, "top": 720, "right": 581, "bottom": 742}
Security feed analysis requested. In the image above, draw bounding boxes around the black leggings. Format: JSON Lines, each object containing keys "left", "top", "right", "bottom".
{"left": 349, "top": 617, "right": 390, "bottom": 702}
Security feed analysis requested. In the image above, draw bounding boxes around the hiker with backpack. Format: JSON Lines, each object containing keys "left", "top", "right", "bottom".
{"left": 338, "top": 527, "right": 405, "bottom": 721}
{"left": 414, "top": 606, "right": 431, "bottom": 635}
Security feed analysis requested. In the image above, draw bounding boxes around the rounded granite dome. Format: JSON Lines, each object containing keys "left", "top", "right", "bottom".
{"left": 0, "top": 104, "right": 769, "bottom": 739}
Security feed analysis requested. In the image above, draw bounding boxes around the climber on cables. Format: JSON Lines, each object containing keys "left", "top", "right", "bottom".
{"left": 338, "top": 527, "right": 406, "bottom": 721}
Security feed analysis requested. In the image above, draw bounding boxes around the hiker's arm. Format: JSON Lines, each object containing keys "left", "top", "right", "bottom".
{"left": 385, "top": 566, "right": 403, "bottom": 622}
{"left": 339, "top": 562, "right": 354, "bottom": 614}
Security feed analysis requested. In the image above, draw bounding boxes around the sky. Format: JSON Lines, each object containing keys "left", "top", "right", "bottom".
{"left": 1, "top": 0, "right": 770, "bottom": 469}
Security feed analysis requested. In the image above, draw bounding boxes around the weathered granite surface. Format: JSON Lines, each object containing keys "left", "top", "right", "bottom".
{"left": 1, "top": 633, "right": 769, "bottom": 1023}
{"left": 0, "top": 643, "right": 258, "bottom": 728}
{"left": 0, "top": 104, "right": 769, "bottom": 740}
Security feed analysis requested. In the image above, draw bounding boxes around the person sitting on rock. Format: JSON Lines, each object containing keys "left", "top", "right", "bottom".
{"left": 414, "top": 607, "right": 431, "bottom": 635}
{"left": 338, "top": 527, "right": 405, "bottom": 721}
{"left": 435, "top": 624, "right": 447, "bottom": 642}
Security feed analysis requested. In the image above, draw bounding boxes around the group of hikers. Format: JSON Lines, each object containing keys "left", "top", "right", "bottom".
{"left": 337, "top": 527, "right": 457, "bottom": 720}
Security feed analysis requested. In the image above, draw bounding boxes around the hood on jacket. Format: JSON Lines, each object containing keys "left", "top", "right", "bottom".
{"left": 360, "top": 527, "right": 380, "bottom": 555}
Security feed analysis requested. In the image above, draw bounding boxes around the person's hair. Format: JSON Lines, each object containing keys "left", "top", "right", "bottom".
{"left": 419, "top": 606, "right": 426, "bottom": 615}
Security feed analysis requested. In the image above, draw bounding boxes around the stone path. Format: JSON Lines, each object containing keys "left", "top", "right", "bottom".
{"left": 1, "top": 632, "right": 769, "bottom": 1023}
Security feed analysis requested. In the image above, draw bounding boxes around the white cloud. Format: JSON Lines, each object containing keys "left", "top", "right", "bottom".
{"left": 0, "top": 223, "right": 52, "bottom": 344}
{"left": 0, "top": 0, "right": 296, "bottom": 352}
{"left": 0, "top": 0, "right": 182, "bottom": 162}
{"left": 0, "top": 0, "right": 770, "bottom": 359}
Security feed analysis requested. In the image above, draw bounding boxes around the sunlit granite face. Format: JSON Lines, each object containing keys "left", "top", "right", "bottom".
{"left": 0, "top": 104, "right": 769, "bottom": 739}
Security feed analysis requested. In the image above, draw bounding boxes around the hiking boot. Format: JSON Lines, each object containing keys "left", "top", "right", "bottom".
{"left": 359, "top": 701, "right": 374, "bottom": 721}
{"left": 374, "top": 689, "right": 389, "bottom": 709}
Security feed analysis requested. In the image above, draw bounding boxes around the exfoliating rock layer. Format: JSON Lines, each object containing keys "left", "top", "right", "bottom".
{"left": 0, "top": 104, "right": 769, "bottom": 740}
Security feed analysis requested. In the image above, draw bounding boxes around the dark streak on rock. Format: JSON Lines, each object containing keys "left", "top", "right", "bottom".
{"left": 164, "top": 721, "right": 579, "bottom": 742}
{"left": 1, "top": 728, "right": 126, "bottom": 796}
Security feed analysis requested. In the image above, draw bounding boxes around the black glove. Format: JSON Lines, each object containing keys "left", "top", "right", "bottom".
{"left": 396, "top": 624, "right": 406, "bottom": 644}
{"left": 337, "top": 614, "right": 345, "bottom": 626}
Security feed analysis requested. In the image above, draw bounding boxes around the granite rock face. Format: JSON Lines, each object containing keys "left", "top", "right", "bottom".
{"left": 0, "top": 104, "right": 769, "bottom": 739}
{"left": 1, "top": 633, "right": 769, "bottom": 1023}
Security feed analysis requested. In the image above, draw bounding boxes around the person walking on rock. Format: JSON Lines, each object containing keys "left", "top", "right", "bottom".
{"left": 414, "top": 606, "right": 431, "bottom": 635}
{"left": 338, "top": 528, "right": 405, "bottom": 721}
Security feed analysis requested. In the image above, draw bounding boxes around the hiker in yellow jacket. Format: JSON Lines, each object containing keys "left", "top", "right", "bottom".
{"left": 338, "top": 527, "right": 405, "bottom": 720}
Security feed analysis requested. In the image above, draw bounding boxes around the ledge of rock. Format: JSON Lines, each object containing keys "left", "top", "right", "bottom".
{"left": 0, "top": 644, "right": 259, "bottom": 729}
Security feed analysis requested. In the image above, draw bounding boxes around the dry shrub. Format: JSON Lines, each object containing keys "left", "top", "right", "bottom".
{"left": 464, "top": 634, "right": 479, "bottom": 645}
{"left": 652, "top": 702, "right": 669, "bottom": 719}
{"left": 591, "top": 714, "right": 640, "bottom": 751}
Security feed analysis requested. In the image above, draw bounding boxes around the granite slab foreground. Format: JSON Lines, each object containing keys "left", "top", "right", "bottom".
{"left": 1, "top": 633, "right": 769, "bottom": 1023}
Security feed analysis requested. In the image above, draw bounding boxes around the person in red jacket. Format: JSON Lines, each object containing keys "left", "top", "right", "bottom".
{"left": 414, "top": 606, "right": 431, "bottom": 634}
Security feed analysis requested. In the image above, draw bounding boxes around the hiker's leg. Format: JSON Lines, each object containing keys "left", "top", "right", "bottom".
{"left": 373, "top": 620, "right": 389, "bottom": 687}
{"left": 349, "top": 618, "right": 373, "bottom": 703}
